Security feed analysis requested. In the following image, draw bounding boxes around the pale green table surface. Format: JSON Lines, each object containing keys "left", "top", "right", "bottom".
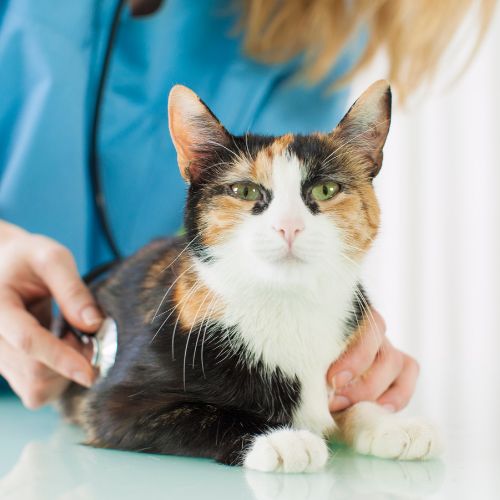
{"left": 0, "top": 394, "right": 455, "bottom": 500}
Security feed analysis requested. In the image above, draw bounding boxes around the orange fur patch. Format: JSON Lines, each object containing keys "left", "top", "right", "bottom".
{"left": 172, "top": 266, "right": 223, "bottom": 332}
{"left": 142, "top": 246, "right": 185, "bottom": 291}
{"left": 249, "top": 135, "right": 293, "bottom": 187}
{"left": 323, "top": 187, "right": 379, "bottom": 259}
{"left": 251, "top": 149, "right": 273, "bottom": 188}
{"left": 271, "top": 134, "right": 293, "bottom": 155}
{"left": 199, "top": 195, "right": 247, "bottom": 247}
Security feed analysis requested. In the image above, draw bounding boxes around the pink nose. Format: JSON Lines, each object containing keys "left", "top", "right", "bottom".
{"left": 273, "top": 219, "right": 304, "bottom": 247}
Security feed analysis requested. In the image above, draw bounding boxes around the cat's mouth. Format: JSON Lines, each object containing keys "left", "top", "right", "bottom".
{"left": 273, "top": 249, "right": 305, "bottom": 265}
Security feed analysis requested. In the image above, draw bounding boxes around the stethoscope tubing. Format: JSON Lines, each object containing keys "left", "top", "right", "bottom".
{"left": 88, "top": 0, "right": 127, "bottom": 261}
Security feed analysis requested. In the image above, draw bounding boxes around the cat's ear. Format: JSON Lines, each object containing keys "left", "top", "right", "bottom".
{"left": 332, "top": 80, "right": 391, "bottom": 178}
{"left": 168, "top": 85, "right": 231, "bottom": 183}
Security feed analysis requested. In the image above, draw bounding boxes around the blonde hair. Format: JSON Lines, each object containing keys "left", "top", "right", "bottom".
{"left": 240, "top": 0, "right": 496, "bottom": 99}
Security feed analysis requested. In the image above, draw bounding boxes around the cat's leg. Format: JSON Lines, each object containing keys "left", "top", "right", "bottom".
{"left": 84, "top": 400, "right": 262, "bottom": 465}
{"left": 84, "top": 398, "right": 328, "bottom": 472}
{"left": 333, "top": 402, "right": 441, "bottom": 460}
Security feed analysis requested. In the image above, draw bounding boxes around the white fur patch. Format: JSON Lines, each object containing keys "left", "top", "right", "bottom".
{"left": 243, "top": 428, "right": 329, "bottom": 473}
{"left": 341, "top": 402, "right": 442, "bottom": 460}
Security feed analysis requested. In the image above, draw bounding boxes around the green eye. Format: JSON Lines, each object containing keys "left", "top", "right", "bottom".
{"left": 311, "top": 182, "right": 340, "bottom": 201}
{"left": 230, "top": 182, "right": 262, "bottom": 201}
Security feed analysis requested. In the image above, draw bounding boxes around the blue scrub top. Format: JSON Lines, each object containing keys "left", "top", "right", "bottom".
{"left": 0, "top": 0, "right": 361, "bottom": 274}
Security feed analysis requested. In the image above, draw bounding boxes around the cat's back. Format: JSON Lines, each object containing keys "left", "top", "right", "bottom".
{"left": 95, "top": 235, "right": 189, "bottom": 321}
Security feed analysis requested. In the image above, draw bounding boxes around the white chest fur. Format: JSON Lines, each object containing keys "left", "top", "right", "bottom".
{"left": 197, "top": 259, "right": 358, "bottom": 436}
{"left": 232, "top": 288, "right": 352, "bottom": 435}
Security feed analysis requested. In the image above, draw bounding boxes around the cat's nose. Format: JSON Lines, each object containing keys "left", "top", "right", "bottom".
{"left": 273, "top": 219, "right": 304, "bottom": 247}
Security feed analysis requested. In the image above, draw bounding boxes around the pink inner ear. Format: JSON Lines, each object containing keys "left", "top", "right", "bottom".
{"left": 168, "top": 88, "right": 204, "bottom": 181}
{"left": 169, "top": 117, "right": 192, "bottom": 180}
{"left": 170, "top": 120, "right": 213, "bottom": 182}
{"left": 331, "top": 81, "right": 391, "bottom": 175}
{"left": 168, "top": 85, "right": 230, "bottom": 183}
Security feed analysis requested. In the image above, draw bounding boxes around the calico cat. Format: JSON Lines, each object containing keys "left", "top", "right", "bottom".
{"left": 60, "top": 80, "right": 440, "bottom": 472}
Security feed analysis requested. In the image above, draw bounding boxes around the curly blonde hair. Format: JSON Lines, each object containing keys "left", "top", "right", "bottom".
{"left": 240, "top": 0, "right": 496, "bottom": 98}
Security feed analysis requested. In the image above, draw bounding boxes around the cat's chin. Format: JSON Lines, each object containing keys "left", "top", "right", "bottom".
{"left": 273, "top": 253, "right": 305, "bottom": 266}
{"left": 254, "top": 255, "right": 314, "bottom": 287}
{"left": 258, "top": 250, "right": 309, "bottom": 273}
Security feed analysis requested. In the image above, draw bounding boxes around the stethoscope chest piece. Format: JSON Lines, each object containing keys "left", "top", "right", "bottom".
{"left": 80, "top": 317, "right": 118, "bottom": 378}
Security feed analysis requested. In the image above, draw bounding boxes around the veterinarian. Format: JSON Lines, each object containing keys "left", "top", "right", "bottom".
{"left": 0, "top": 1, "right": 490, "bottom": 411}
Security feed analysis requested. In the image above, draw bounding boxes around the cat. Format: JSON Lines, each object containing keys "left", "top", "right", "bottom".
{"left": 59, "top": 80, "right": 440, "bottom": 472}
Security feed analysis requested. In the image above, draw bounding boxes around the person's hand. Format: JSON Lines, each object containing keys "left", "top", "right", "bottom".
{"left": 0, "top": 221, "right": 102, "bottom": 409}
{"left": 327, "top": 309, "right": 419, "bottom": 413}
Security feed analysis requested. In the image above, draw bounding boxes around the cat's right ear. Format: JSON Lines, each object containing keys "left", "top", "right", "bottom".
{"left": 332, "top": 80, "right": 391, "bottom": 178}
{"left": 168, "top": 85, "right": 230, "bottom": 183}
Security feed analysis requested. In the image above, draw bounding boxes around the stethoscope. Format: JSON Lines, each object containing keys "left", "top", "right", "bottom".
{"left": 89, "top": 0, "right": 127, "bottom": 261}
{"left": 62, "top": 0, "right": 128, "bottom": 376}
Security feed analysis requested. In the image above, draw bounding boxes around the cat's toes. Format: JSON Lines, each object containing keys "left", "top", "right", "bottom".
{"left": 354, "top": 418, "right": 441, "bottom": 460}
{"left": 243, "top": 429, "right": 329, "bottom": 473}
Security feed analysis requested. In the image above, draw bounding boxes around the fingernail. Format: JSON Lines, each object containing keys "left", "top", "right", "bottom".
{"left": 382, "top": 404, "right": 396, "bottom": 413}
{"left": 81, "top": 306, "right": 102, "bottom": 327}
{"left": 330, "top": 395, "right": 351, "bottom": 412}
{"left": 333, "top": 370, "right": 353, "bottom": 389}
{"left": 73, "top": 371, "right": 92, "bottom": 388}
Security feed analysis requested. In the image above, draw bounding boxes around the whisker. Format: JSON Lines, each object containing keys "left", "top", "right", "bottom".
{"left": 205, "top": 139, "right": 240, "bottom": 160}
{"left": 200, "top": 298, "right": 221, "bottom": 378}
{"left": 149, "top": 272, "right": 200, "bottom": 346}
{"left": 159, "top": 234, "right": 200, "bottom": 274}
{"left": 244, "top": 132, "right": 252, "bottom": 161}
{"left": 321, "top": 118, "right": 390, "bottom": 168}
{"left": 192, "top": 292, "right": 218, "bottom": 368}
{"left": 336, "top": 255, "right": 382, "bottom": 349}
{"left": 182, "top": 288, "right": 212, "bottom": 390}
{"left": 151, "top": 261, "right": 197, "bottom": 323}
{"left": 170, "top": 281, "right": 203, "bottom": 360}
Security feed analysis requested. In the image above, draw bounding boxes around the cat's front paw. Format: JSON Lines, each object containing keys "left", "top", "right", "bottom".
{"left": 354, "top": 417, "right": 441, "bottom": 460}
{"left": 243, "top": 429, "right": 329, "bottom": 473}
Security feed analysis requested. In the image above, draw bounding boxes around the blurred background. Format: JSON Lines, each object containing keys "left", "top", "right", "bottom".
{"left": 352, "top": 3, "right": 500, "bottom": 498}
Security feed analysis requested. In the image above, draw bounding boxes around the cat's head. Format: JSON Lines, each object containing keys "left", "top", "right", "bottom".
{"left": 168, "top": 81, "right": 391, "bottom": 288}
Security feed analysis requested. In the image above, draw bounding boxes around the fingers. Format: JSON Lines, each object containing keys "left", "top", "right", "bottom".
{"left": 29, "top": 237, "right": 103, "bottom": 332}
{"left": 327, "top": 309, "right": 386, "bottom": 389}
{"left": 376, "top": 354, "right": 419, "bottom": 411}
{"left": 0, "top": 227, "right": 100, "bottom": 410}
{"left": 326, "top": 309, "right": 420, "bottom": 413}
{"left": 0, "top": 338, "right": 71, "bottom": 409}
{"left": 329, "top": 338, "right": 404, "bottom": 412}
{"left": 62, "top": 329, "right": 95, "bottom": 362}
{"left": 0, "top": 290, "right": 95, "bottom": 387}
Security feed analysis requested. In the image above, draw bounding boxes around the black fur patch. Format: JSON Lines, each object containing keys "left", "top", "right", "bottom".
{"left": 61, "top": 238, "right": 301, "bottom": 465}
{"left": 344, "top": 284, "right": 371, "bottom": 341}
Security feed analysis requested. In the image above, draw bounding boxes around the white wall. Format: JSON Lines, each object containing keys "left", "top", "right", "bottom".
{"left": 350, "top": 5, "right": 500, "bottom": 497}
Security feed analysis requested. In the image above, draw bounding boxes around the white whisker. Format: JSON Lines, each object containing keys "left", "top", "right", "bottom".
{"left": 151, "top": 261, "right": 197, "bottom": 323}
{"left": 170, "top": 280, "right": 203, "bottom": 360}
{"left": 192, "top": 292, "right": 218, "bottom": 368}
{"left": 182, "top": 288, "right": 212, "bottom": 390}
{"left": 321, "top": 118, "right": 390, "bottom": 168}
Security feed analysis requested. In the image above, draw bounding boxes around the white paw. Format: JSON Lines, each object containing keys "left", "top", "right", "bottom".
{"left": 354, "top": 417, "right": 441, "bottom": 460}
{"left": 243, "top": 429, "right": 329, "bottom": 473}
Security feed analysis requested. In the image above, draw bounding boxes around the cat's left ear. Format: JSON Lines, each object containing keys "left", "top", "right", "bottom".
{"left": 332, "top": 80, "right": 392, "bottom": 178}
{"left": 168, "top": 85, "right": 231, "bottom": 183}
